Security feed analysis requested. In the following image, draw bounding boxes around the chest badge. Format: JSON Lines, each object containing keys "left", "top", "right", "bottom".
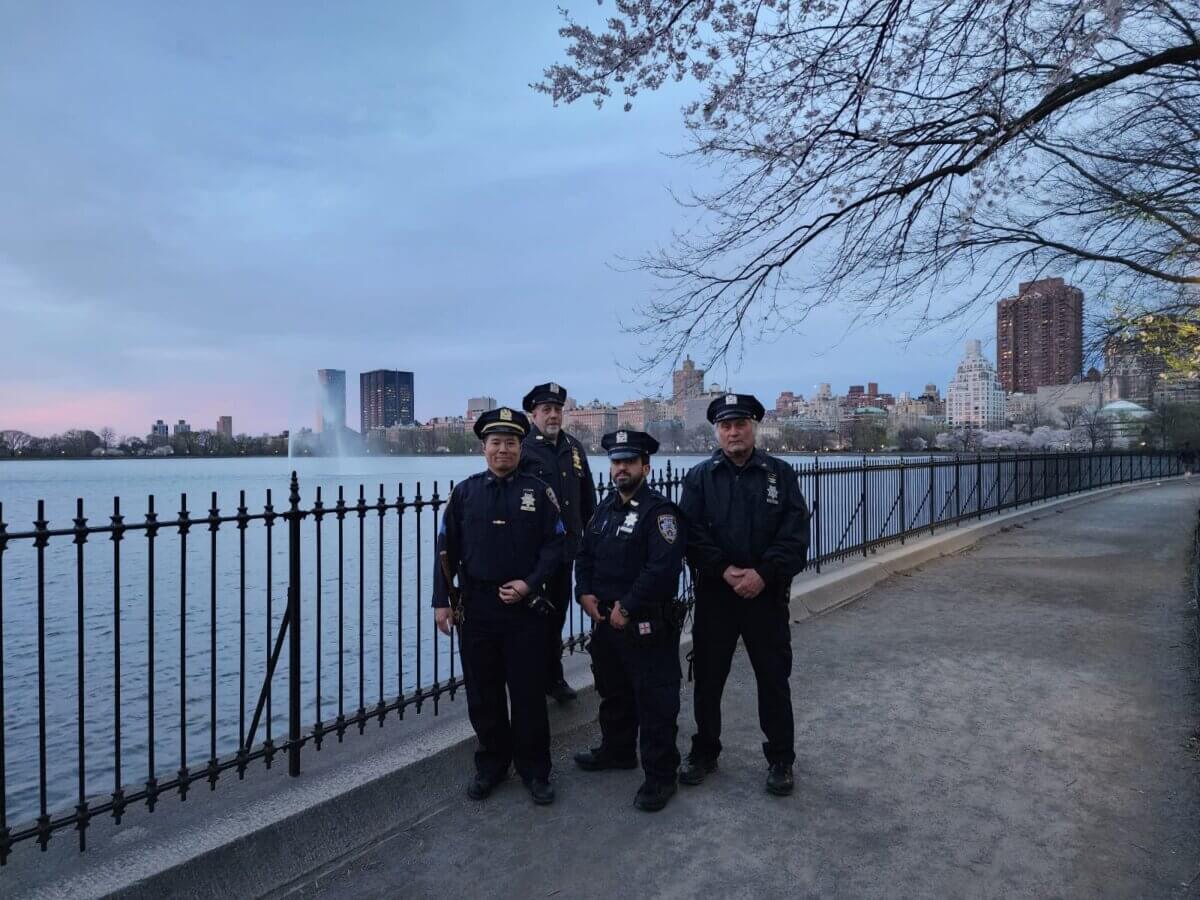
{"left": 617, "top": 511, "right": 638, "bottom": 534}
{"left": 766, "top": 473, "right": 780, "bottom": 505}
{"left": 520, "top": 489, "right": 537, "bottom": 512}
{"left": 572, "top": 446, "right": 583, "bottom": 472}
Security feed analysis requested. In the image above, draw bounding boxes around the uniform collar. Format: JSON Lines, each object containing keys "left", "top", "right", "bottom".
{"left": 613, "top": 479, "right": 652, "bottom": 509}
{"left": 527, "top": 423, "right": 562, "bottom": 447}
{"left": 714, "top": 447, "right": 767, "bottom": 470}
{"left": 484, "top": 468, "right": 519, "bottom": 485}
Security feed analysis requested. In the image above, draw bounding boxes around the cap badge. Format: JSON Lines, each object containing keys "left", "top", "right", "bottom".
{"left": 726, "top": 394, "right": 738, "bottom": 405}
{"left": 549, "top": 382, "right": 559, "bottom": 393}
{"left": 499, "top": 408, "right": 512, "bottom": 421}
{"left": 616, "top": 431, "right": 628, "bottom": 443}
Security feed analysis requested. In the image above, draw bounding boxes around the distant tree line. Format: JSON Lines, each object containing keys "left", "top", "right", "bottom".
{"left": 0, "top": 429, "right": 290, "bottom": 459}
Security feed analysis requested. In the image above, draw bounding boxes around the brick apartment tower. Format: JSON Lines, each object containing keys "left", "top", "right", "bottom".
{"left": 996, "top": 278, "right": 1084, "bottom": 394}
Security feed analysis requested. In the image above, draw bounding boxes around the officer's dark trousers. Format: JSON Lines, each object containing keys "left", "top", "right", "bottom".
{"left": 458, "top": 606, "right": 551, "bottom": 782}
{"left": 589, "top": 621, "right": 682, "bottom": 785}
{"left": 544, "top": 563, "right": 573, "bottom": 685}
{"left": 690, "top": 584, "right": 794, "bottom": 766}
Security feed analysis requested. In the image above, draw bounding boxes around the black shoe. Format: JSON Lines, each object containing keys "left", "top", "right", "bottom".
{"left": 467, "top": 772, "right": 504, "bottom": 800}
{"left": 548, "top": 679, "right": 578, "bottom": 704}
{"left": 766, "top": 763, "right": 794, "bottom": 796}
{"left": 523, "top": 777, "right": 556, "bottom": 805}
{"left": 574, "top": 747, "right": 638, "bottom": 771}
{"left": 678, "top": 755, "right": 718, "bottom": 786}
{"left": 633, "top": 780, "right": 677, "bottom": 812}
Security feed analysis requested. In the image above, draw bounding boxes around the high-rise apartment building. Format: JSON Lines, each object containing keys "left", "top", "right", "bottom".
{"left": 466, "top": 396, "right": 497, "bottom": 423}
{"left": 360, "top": 370, "right": 415, "bottom": 432}
{"left": 316, "top": 369, "right": 347, "bottom": 433}
{"left": 947, "top": 340, "right": 1006, "bottom": 429}
{"left": 173, "top": 419, "right": 191, "bottom": 436}
{"left": 672, "top": 356, "right": 705, "bottom": 402}
{"left": 216, "top": 416, "right": 233, "bottom": 439}
{"left": 996, "top": 278, "right": 1084, "bottom": 393}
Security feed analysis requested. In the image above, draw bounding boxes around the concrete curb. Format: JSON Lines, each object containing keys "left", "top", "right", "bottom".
{"left": 8, "top": 476, "right": 1177, "bottom": 899}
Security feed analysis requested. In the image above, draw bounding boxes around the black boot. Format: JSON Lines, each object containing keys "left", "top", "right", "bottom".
{"left": 523, "top": 777, "right": 556, "bottom": 805}
{"left": 574, "top": 747, "right": 638, "bottom": 771}
{"left": 766, "top": 763, "right": 794, "bottom": 796}
{"left": 547, "top": 679, "right": 578, "bottom": 704}
{"left": 466, "top": 771, "right": 504, "bottom": 800}
{"left": 633, "top": 780, "right": 677, "bottom": 812}
{"left": 678, "top": 754, "right": 718, "bottom": 786}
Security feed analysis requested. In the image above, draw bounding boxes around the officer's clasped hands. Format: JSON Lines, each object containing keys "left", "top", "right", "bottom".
{"left": 498, "top": 580, "right": 529, "bottom": 604}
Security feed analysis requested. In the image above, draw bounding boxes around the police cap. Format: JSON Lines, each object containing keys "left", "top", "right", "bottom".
{"left": 706, "top": 392, "right": 766, "bottom": 424}
{"left": 473, "top": 406, "right": 530, "bottom": 440}
{"left": 522, "top": 382, "right": 568, "bottom": 412}
{"left": 601, "top": 429, "right": 659, "bottom": 461}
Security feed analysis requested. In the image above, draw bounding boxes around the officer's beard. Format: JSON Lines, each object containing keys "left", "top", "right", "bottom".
{"left": 614, "top": 470, "right": 645, "bottom": 500}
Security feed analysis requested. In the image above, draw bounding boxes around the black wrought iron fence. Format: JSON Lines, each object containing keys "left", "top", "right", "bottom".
{"left": 0, "top": 450, "right": 1179, "bottom": 862}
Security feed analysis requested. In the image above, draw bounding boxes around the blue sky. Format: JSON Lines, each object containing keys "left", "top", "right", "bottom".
{"left": 1, "top": 1, "right": 996, "bottom": 436}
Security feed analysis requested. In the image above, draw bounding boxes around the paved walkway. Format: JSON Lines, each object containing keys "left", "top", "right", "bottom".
{"left": 289, "top": 483, "right": 1200, "bottom": 899}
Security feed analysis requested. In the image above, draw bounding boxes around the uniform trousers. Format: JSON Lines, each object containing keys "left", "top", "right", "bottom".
{"left": 458, "top": 604, "right": 551, "bottom": 781}
{"left": 589, "top": 620, "right": 681, "bottom": 785}
{"left": 689, "top": 582, "right": 795, "bottom": 765}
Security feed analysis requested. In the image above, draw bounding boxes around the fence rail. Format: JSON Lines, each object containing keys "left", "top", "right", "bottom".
{"left": 0, "top": 450, "right": 1179, "bottom": 862}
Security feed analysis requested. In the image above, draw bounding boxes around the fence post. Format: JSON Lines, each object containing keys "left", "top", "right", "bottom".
{"left": 861, "top": 459, "right": 869, "bottom": 556}
{"left": 287, "top": 471, "right": 302, "bottom": 777}
{"left": 898, "top": 457, "right": 906, "bottom": 544}
{"left": 927, "top": 454, "right": 936, "bottom": 532}
{"left": 813, "top": 457, "right": 822, "bottom": 574}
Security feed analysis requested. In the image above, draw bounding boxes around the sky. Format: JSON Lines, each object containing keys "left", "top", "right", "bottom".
{"left": 0, "top": 1, "right": 997, "bottom": 438}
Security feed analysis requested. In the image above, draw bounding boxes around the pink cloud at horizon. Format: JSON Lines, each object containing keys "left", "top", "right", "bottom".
{"left": 1, "top": 383, "right": 290, "bottom": 438}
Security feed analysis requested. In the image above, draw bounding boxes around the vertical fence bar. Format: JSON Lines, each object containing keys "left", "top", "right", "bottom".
{"left": 34, "top": 501, "right": 50, "bottom": 849}
{"left": 288, "top": 472, "right": 302, "bottom": 777}
{"left": 813, "top": 460, "right": 822, "bottom": 572}
{"left": 927, "top": 455, "right": 936, "bottom": 531}
{"left": 264, "top": 489, "right": 275, "bottom": 762}
{"left": 377, "top": 484, "right": 386, "bottom": 723}
{"left": 236, "top": 491, "right": 247, "bottom": 777}
{"left": 178, "top": 493, "right": 190, "bottom": 798}
{"left": 208, "top": 493, "right": 219, "bottom": 789}
{"left": 145, "top": 497, "right": 158, "bottom": 805}
{"left": 415, "top": 483, "right": 424, "bottom": 712}
{"left": 397, "top": 483, "right": 405, "bottom": 714}
{"left": 73, "top": 499, "right": 88, "bottom": 849}
{"left": 112, "top": 497, "right": 125, "bottom": 818}
{"left": 898, "top": 458, "right": 906, "bottom": 544}
{"left": 357, "top": 485, "right": 366, "bottom": 733}
{"left": 314, "top": 486, "right": 324, "bottom": 748}
{"left": 336, "top": 486, "right": 346, "bottom": 741}
{"left": 861, "top": 461, "right": 868, "bottom": 555}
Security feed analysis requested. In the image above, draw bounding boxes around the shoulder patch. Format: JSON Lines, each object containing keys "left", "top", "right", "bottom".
{"left": 657, "top": 512, "right": 678, "bottom": 544}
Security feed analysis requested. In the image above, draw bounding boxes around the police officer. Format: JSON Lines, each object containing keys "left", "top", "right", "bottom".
{"left": 520, "top": 382, "right": 596, "bottom": 703}
{"left": 678, "top": 393, "right": 811, "bottom": 796}
{"left": 573, "top": 430, "right": 686, "bottom": 812}
{"left": 433, "top": 407, "right": 566, "bottom": 805}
